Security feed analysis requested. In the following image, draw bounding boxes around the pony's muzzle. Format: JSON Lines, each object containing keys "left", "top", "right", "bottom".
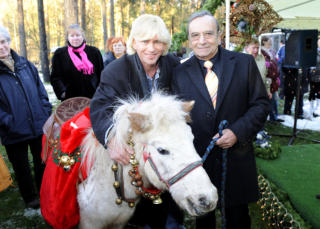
{"left": 186, "top": 194, "right": 218, "bottom": 216}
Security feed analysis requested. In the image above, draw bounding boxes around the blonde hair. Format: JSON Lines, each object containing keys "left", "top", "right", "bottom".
{"left": 127, "top": 14, "right": 171, "bottom": 55}
{"left": 66, "top": 24, "right": 86, "bottom": 42}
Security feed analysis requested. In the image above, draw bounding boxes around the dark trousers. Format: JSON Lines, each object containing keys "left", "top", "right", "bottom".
{"left": 129, "top": 192, "right": 184, "bottom": 229}
{"left": 4, "top": 136, "right": 45, "bottom": 204}
{"left": 309, "top": 81, "right": 320, "bottom": 101}
{"left": 284, "top": 93, "right": 304, "bottom": 116}
{"left": 196, "top": 204, "right": 250, "bottom": 229}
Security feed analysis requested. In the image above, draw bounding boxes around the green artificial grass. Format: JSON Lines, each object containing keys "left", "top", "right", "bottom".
{"left": 256, "top": 144, "right": 320, "bottom": 228}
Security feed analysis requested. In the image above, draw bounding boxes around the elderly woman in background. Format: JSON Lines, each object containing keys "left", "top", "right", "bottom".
{"left": 103, "top": 37, "right": 126, "bottom": 67}
{"left": 50, "top": 24, "right": 103, "bottom": 101}
{"left": 0, "top": 26, "right": 52, "bottom": 209}
{"left": 261, "top": 36, "right": 283, "bottom": 122}
{"left": 90, "top": 14, "right": 182, "bottom": 229}
{"left": 245, "top": 38, "right": 272, "bottom": 99}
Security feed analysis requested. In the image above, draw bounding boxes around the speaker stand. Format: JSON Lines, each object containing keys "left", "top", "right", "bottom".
{"left": 288, "top": 68, "right": 302, "bottom": 146}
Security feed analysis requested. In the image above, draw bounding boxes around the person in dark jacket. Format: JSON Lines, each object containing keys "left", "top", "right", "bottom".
{"left": 172, "top": 11, "right": 270, "bottom": 228}
{"left": 308, "top": 38, "right": 320, "bottom": 118}
{"left": 90, "top": 14, "right": 182, "bottom": 229}
{"left": 50, "top": 24, "right": 103, "bottom": 101}
{"left": 102, "top": 37, "right": 126, "bottom": 68}
{"left": 0, "top": 26, "right": 52, "bottom": 209}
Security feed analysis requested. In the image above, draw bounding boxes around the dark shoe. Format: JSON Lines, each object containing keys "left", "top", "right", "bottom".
{"left": 316, "top": 194, "right": 320, "bottom": 199}
{"left": 313, "top": 113, "right": 319, "bottom": 118}
{"left": 26, "top": 199, "right": 40, "bottom": 209}
{"left": 275, "top": 119, "right": 284, "bottom": 122}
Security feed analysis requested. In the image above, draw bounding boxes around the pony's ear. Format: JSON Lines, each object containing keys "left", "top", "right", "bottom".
{"left": 182, "top": 100, "right": 195, "bottom": 123}
{"left": 128, "top": 112, "right": 152, "bottom": 133}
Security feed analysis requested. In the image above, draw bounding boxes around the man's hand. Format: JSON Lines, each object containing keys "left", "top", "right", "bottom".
{"left": 214, "top": 128, "right": 238, "bottom": 149}
{"left": 107, "top": 137, "right": 133, "bottom": 165}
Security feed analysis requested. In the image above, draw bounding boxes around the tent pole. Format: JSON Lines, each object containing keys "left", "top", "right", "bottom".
{"left": 225, "top": 0, "right": 230, "bottom": 50}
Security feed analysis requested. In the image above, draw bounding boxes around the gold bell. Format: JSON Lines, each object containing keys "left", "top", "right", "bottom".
{"left": 115, "top": 198, "right": 122, "bottom": 205}
{"left": 152, "top": 197, "right": 163, "bottom": 204}
{"left": 128, "top": 202, "right": 135, "bottom": 208}
{"left": 63, "top": 165, "right": 71, "bottom": 172}
{"left": 69, "top": 158, "right": 76, "bottom": 165}
{"left": 111, "top": 164, "right": 118, "bottom": 171}
{"left": 60, "top": 155, "right": 70, "bottom": 165}
{"left": 113, "top": 181, "right": 120, "bottom": 188}
{"left": 130, "top": 159, "right": 139, "bottom": 167}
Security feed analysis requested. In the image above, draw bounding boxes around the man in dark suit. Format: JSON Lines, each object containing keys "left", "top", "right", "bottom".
{"left": 172, "top": 11, "right": 270, "bottom": 228}
{"left": 89, "top": 14, "right": 182, "bottom": 229}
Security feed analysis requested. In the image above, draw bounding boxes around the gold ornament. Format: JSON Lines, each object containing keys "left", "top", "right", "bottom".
{"left": 128, "top": 202, "right": 135, "bottom": 208}
{"left": 60, "top": 155, "right": 70, "bottom": 165}
{"left": 63, "top": 165, "right": 71, "bottom": 172}
{"left": 111, "top": 164, "right": 118, "bottom": 171}
{"left": 69, "top": 158, "right": 75, "bottom": 165}
{"left": 153, "top": 197, "right": 163, "bottom": 204}
{"left": 130, "top": 159, "right": 139, "bottom": 167}
{"left": 115, "top": 198, "right": 122, "bottom": 205}
{"left": 113, "top": 181, "right": 120, "bottom": 188}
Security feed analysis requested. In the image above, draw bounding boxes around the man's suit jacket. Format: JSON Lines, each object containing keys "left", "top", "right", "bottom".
{"left": 172, "top": 47, "right": 270, "bottom": 207}
{"left": 90, "top": 53, "right": 179, "bottom": 145}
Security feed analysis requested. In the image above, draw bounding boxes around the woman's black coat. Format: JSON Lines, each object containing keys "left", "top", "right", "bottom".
{"left": 50, "top": 45, "right": 104, "bottom": 100}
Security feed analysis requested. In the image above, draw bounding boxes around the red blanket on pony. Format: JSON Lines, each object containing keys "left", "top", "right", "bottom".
{"left": 40, "top": 107, "right": 91, "bottom": 229}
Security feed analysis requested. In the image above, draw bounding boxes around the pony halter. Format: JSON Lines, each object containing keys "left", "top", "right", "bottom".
{"left": 111, "top": 130, "right": 203, "bottom": 207}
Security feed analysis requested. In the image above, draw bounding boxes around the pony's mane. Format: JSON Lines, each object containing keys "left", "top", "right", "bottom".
{"left": 111, "top": 91, "right": 188, "bottom": 146}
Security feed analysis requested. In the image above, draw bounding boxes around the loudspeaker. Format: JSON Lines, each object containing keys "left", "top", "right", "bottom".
{"left": 284, "top": 30, "right": 318, "bottom": 68}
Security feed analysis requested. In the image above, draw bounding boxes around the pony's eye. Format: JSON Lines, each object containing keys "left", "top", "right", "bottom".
{"left": 157, "top": 147, "right": 169, "bottom": 155}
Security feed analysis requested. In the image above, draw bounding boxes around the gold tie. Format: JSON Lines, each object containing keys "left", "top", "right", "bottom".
{"left": 204, "top": 60, "right": 218, "bottom": 108}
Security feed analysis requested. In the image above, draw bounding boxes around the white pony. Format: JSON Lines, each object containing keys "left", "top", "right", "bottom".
{"left": 77, "top": 93, "right": 218, "bottom": 229}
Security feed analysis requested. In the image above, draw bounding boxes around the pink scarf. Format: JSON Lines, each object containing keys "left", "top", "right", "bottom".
{"left": 68, "top": 43, "right": 94, "bottom": 75}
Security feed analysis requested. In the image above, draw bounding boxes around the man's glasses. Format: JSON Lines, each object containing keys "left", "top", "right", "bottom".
{"left": 190, "top": 31, "right": 215, "bottom": 41}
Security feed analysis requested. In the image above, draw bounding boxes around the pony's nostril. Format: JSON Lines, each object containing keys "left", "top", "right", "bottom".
{"left": 199, "top": 196, "right": 211, "bottom": 208}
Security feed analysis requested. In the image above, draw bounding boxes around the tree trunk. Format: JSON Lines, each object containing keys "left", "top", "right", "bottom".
{"left": 140, "top": 0, "right": 145, "bottom": 15}
{"left": 101, "top": 0, "right": 108, "bottom": 51}
{"left": 110, "top": 0, "right": 115, "bottom": 37}
{"left": 37, "top": 0, "right": 50, "bottom": 82}
{"left": 64, "top": 0, "right": 79, "bottom": 29}
{"left": 17, "top": 0, "right": 27, "bottom": 58}
{"left": 171, "top": 16, "right": 174, "bottom": 35}
{"left": 45, "top": 1, "right": 50, "bottom": 53}
{"left": 80, "top": 0, "right": 86, "bottom": 32}
{"left": 120, "top": 0, "right": 124, "bottom": 37}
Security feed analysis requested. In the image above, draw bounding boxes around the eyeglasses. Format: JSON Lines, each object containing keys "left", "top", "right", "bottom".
{"left": 190, "top": 31, "right": 215, "bottom": 41}
{"left": 0, "top": 39, "right": 9, "bottom": 45}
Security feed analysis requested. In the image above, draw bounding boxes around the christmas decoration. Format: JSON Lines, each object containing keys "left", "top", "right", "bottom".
{"left": 254, "top": 130, "right": 281, "bottom": 160}
{"left": 215, "top": 0, "right": 282, "bottom": 47}
{"left": 258, "top": 174, "right": 302, "bottom": 228}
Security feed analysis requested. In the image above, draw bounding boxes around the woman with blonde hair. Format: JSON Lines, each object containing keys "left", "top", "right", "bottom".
{"left": 50, "top": 24, "right": 103, "bottom": 101}
{"left": 103, "top": 37, "right": 126, "bottom": 67}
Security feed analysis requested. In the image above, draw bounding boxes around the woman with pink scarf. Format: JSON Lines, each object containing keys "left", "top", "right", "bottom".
{"left": 50, "top": 24, "right": 103, "bottom": 101}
